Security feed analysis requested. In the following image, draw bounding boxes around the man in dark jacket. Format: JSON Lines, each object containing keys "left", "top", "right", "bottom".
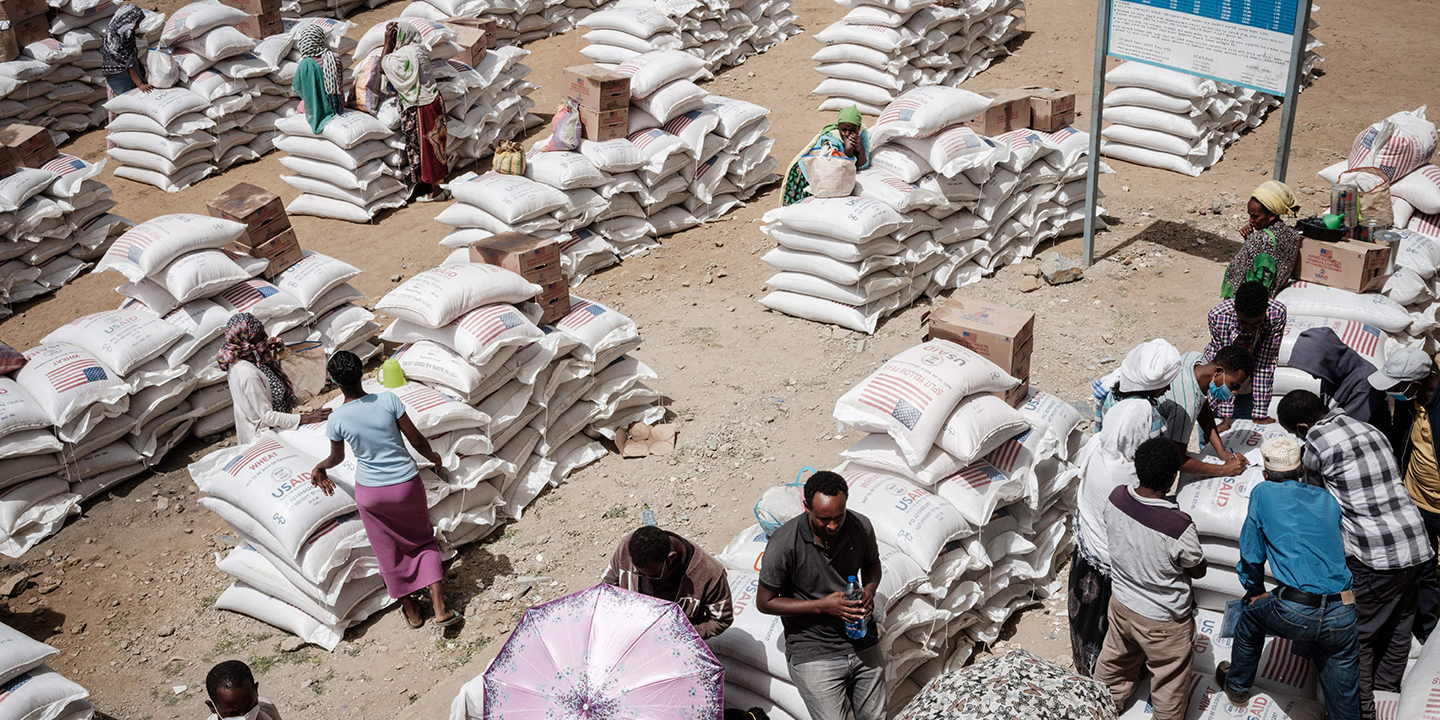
{"left": 1370, "top": 346, "right": 1440, "bottom": 642}
{"left": 1289, "top": 327, "right": 1391, "bottom": 432}
{"left": 603, "top": 525, "right": 734, "bottom": 639}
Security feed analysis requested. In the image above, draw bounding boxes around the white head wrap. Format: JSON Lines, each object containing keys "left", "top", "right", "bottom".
{"left": 1074, "top": 398, "right": 1160, "bottom": 571}
{"left": 1099, "top": 338, "right": 1183, "bottom": 394}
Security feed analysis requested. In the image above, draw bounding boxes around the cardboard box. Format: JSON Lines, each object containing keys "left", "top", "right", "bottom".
{"left": 0, "top": 123, "right": 55, "bottom": 168}
{"left": 1294, "top": 238, "right": 1392, "bottom": 293}
{"left": 579, "top": 106, "right": 628, "bottom": 142}
{"left": 0, "top": 14, "right": 49, "bottom": 63}
{"left": 232, "top": 228, "right": 302, "bottom": 279}
{"left": 208, "top": 182, "right": 291, "bottom": 246}
{"left": 0, "top": 150, "right": 15, "bottom": 178}
{"left": 966, "top": 88, "right": 1032, "bottom": 135}
{"left": 1021, "top": 86, "right": 1076, "bottom": 132}
{"left": 925, "top": 294, "right": 1035, "bottom": 381}
{"left": 535, "top": 281, "right": 572, "bottom": 326}
{"left": 0, "top": 0, "right": 45, "bottom": 22}
{"left": 992, "top": 381, "right": 1030, "bottom": 409}
{"left": 563, "top": 65, "right": 630, "bottom": 111}
{"left": 468, "top": 232, "right": 560, "bottom": 275}
{"left": 441, "top": 18, "right": 496, "bottom": 66}
{"left": 234, "top": 10, "right": 283, "bottom": 39}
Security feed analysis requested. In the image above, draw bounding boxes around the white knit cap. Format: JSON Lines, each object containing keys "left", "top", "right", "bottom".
{"left": 1261, "top": 435, "right": 1302, "bottom": 472}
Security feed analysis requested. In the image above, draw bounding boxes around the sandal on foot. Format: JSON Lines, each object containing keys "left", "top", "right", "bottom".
{"left": 434, "top": 612, "right": 462, "bottom": 627}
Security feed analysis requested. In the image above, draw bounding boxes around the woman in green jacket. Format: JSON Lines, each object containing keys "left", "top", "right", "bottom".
{"left": 292, "top": 24, "right": 345, "bottom": 133}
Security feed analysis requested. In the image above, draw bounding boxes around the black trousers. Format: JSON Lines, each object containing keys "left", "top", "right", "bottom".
{"left": 1414, "top": 507, "right": 1440, "bottom": 642}
{"left": 1347, "top": 557, "right": 1425, "bottom": 720}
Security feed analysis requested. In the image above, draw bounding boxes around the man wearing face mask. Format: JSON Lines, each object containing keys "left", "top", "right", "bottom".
{"left": 1370, "top": 346, "right": 1440, "bottom": 642}
{"left": 1277, "top": 390, "right": 1433, "bottom": 718}
{"left": 1162, "top": 345, "right": 1255, "bottom": 478}
{"left": 1206, "top": 281, "right": 1286, "bottom": 429}
{"left": 204, "top": 661, "right": 280, "bottom": 720}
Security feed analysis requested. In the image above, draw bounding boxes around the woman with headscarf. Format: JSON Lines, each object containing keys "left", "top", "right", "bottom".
{"left": 1091, "top": 338, "right": 1184, "bottom": 432}
{"left": 1222, "top": 180, "right": 1303, "bottom": 299}
{"left": 381, "top": 23, "right": 449, "bottom": 203}
{"left": 780, "top": 105, "right": 871, "bottom": 206}
{"left": 1069, "top": 398, "right": 1158, "bottom": 676}
{"left": 101, "top": 5, "right": 152, "bottom": 98}
{"left": 293, "top": 24, "right": 345, "bottom": 133}
{"left": 311, "top": 350, "right": 458, "bottom": 629}
{"left": 220, "top": 313, "right": 329, "bottom": 444}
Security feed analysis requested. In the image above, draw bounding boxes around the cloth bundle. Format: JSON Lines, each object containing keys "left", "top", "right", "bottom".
{"left": 578, "top": 0, "right": 800, "bottom": 74}
{"left": 759, "top": 86, "right": 1105, "bottom": 333}
{"left": 708, "top": 341, "right": 1085, "bottom": 719}
{"left": 809, "top": 0, "right": 1022, "bottom": 115}
{"left": 1101, "top": 13, "right": 1322, "bottom": 176}
{"left": 0, "top": 158, "right": 131, "bottom": 319}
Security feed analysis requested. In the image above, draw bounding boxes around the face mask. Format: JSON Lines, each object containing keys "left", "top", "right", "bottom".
{"left": 1208, "top": 380, "right": 1234, "bottom": 402}
{"left": 211, "top": 698, "right": 278, "bottom": 720}
{"left": 1389, "top": 390, "right": 1415, "bottom": 403}
{"left": 1150, "top": 406, "right": 1166, "bottom": 436}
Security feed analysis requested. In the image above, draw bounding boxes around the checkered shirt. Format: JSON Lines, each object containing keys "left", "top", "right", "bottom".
{"left": 1204, "top": 298, "right": 1285, "bottom": 420}
{"left": 1303, "top": 410, "right": 1434, "bottom": 571}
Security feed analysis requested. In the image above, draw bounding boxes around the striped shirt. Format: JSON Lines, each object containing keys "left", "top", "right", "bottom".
{"left": 1303, "top": 410, "right": 1434, "bottom": 571}
{"left": 1159, "top": 351, "right": 1206, "bottom": 447}
{"left": 1204, "top": 298, "right": 1286, "bottom": 420}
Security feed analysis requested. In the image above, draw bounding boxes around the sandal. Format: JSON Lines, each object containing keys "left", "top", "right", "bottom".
{"left": 434, "top": 612, "right": 462, "bottom": 628}
{"left": 402, "top": 598, "right": 425, "bottom": 628}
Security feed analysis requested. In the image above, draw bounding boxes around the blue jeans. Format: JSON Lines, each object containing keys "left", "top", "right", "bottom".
{"left": 105, "top": 72, "right": 136, "bottom": 97}
{"left": 1227, "top": 594, "right": 1361, "bottom": 720}
{"left": 786, "top": 645, "right": 886, "bottom": 720}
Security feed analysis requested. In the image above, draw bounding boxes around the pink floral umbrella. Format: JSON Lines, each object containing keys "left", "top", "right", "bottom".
{"left": 482, "top": 583, "right": 725, "bottom": 720}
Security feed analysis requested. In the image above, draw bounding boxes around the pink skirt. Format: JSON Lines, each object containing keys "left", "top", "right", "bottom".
{"left": 354, "top": 475, "right": 442, "bottom": 598}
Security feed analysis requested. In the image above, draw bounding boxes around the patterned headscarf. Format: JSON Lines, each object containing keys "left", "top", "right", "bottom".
{"left": 217, "top": 313, "right": 295, "bottom": 413}
{"left": 102, "top": 5, "right": 146, "bottom": 78}
{"left": 296, "top": 24, "right": 343, "bottom": 116}
{"left": 381, "top": 24, "right": 435, "bottom": 109}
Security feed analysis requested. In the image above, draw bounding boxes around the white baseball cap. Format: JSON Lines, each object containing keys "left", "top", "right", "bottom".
{"left": 1369, "top": 346, "right": 1433, "bottom": 390}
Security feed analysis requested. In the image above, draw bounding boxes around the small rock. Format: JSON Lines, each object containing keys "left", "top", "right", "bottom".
{"left": 1020, "top": 263, "right": 1040, "bottom": 277}
{"left": 37, "top": 579, "right": 60, "bottom": 594}
{"left": 1019, "top": 275, "right": 1041, "bottom": 293}
{"left": 70, "top": 622, "right": 85, "bottom": 635}
{"left": 1037, "top": 251, "right": 1084, "bottom": 285}
{"left": 0, "top": 572, "right": 27, "bottom": 597}
{"left": 155, "top": 497, "right": 169, "bottom": 513}
{"left": 1121, "top": 185, "right": 1130, "bottom": 192}
{"left": 279, "top": 637, "right": 306, "bottom": 652}
{"left": 173, "top": 686, "right": 188, "bottom": 695}
{"left": 1260, "top": 168, "right": 1269, "bottom": 175}
{"left": 156, "top": 626, "right": 174, "bottom": 638}
{"left": 1099, "top": 355, "right": 1116, "bottom": 364}
{"left": 1101, "top": 333, "right": 1113, "bottom": 345}
{"left": 641, "top": 273, "right": 655, "bottom": 281}
{"left": 390, "top": 274, "right": 402, "bottom": 282}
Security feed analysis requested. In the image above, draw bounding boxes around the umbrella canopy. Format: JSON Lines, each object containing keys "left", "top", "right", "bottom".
{"left": 483, "top": 583, "right": 726, "bottom": 720}
{"left": 896, "top": 649, "right": 1117, "bottom": 720}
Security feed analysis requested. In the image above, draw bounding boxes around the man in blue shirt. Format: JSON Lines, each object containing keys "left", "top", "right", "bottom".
{"left": 1215, "top": 435, "right": 1361, "bottom": 720}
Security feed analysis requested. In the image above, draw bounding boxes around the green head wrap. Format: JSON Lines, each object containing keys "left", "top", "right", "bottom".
{"left": 838, "top": 105, "right": 862, "bottom": 126}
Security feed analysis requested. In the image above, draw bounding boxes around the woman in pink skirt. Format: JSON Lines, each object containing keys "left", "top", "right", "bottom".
{"left": 310, "top": 350, "right": 458, "bottom": 628}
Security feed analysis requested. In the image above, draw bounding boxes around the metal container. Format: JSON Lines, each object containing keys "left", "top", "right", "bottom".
{"left": 1374, "top": 229, "right": 1405, "bottom": 274}
{"left": 1331, "top": 183, "right": 1360, "bottom": 227}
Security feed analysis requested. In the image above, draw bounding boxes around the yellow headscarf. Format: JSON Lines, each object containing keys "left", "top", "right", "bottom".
{"left": 1252, "top": 180, "right": 1300, "bottom": 218}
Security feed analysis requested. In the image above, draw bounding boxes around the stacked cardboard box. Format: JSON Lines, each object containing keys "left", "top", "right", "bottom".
{"left": 439, "top": 17, "right": 494, "bottom": 67}
{"left": 223, "top": 0, "right": 284, "bottom": 38}
{"left": 563, "top": 64, "right": 629, "bottom": 142}
{"left": 0, "top": 123, "right": 57, "bottom": 169}
{"left": 468, "top": 232, "right": 570, "bottom": 324}
{"left": 0, "top": 0, "right": 50, "bottom": 63}
{"left": 926, "top": 295, "right": 1034, "bottom": 407}
{"left": 207, "top": 183, "right": 301, "bottom": 279}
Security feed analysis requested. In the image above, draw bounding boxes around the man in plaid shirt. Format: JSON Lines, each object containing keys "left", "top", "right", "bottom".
{"left": 1205, "top": 281, "right": 1285, "bottom": 427}
{"left": 1279, "top": 390, "right": 1434, "bottom": 718}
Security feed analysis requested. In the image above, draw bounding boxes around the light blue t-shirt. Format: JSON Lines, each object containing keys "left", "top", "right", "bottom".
{"left": 325, "top": 392, "right": 419, "bottom": 488}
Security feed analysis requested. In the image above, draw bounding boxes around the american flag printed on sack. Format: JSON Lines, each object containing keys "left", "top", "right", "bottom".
{"left": 663, "top": 111, "right": 702, "bottom": 135}
{"left": 396, "top": 383, "right": 448, "bottom": 412}
{"left": 0, "top": 672, "right": 32, "bottom": 699}
{"left": 878, "top": 95, "right": 924, "bottom": 126}
{"left": 951, "top": 463, "right": 1004, "bottom": 490}
{"left": 1259, "top": 637, "right": 1312, "bottom": 690}
{"left": 41, "top": 155, "right": 86, "bottom": 176}
{"left": 1338, "top": 320, "right": 1382, "bottom": 358}
{"left": 459, "top": 305, "right": 526, "bottom": 345}
{"left": 629, "top": 129, "right": 665, "bottom": 149}
{"left": 558, "top": 300, "right": 606, "bottom": 329}
{"left": 45, "top": 355, "right": 109, "bottom": 392}
{"left": 109, "top": 229, "right": 158, "bottom": 265}
{"left": 222, "top": 438, "right": 283, "bottom": 476}
{"left": 1414, "top": 212, "right": 1440, "bottom": 239}
{"left": 985, "top": 429, "right": 1031, "bottom": 475}
{"left": 856, "top": 367, "right": 933, "bottom": 431}
{"left": 220, "top": 281, "right": 279, "bottom": 312}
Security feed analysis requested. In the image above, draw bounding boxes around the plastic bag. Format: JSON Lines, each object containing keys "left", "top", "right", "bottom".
{"left": 280, "top": 340, "right": 326, "bottom": 404}
{"left": 494, "top": 140, "right": 526, "bottom": 175}
{"left": 802, "top": 155, "right": 857, "bottom": 198}
{"left": 754, "top": 467, "right": 813, "bottom": 535}
{"left": 549, "top": 99, "right": 582, "bottom": 152}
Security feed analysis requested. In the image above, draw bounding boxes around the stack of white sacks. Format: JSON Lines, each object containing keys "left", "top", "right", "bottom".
{"left": 0, "top": 623, "right": 95, "bottom": 720}
{"left": 759, "top": 86, "right": 1104, "bottom": 333}
{"left": 398, "top": 0, "right": 578, "bottom": 46}
{"left": 191, "top": 258, "right": 662, "bottom": 648}
{"left": 0, "top": 155, "right": 131, "bottom": 318}
{"left": 809, "top": 0, "right": 1023, "bottom": 114}
{"left": 577, "top": 0, "right": 800, "bottom": 74}
{"left": 1100, "top": 13, "right": 1323, "bottom": 177}
{"left": 7, "top": 7, "right": 165, "bottom": 145}
{"left": 283, "top": 0, "right": 399, "bottom": 20}
{"left": 1317, "top": 107, "right": 1440, "bottom": 244}
{"left": 433, "top": 54, "right": 775, "bottom": 284}
{"left": 276, "top": 110, "right": 409, "bottom": 222}
{"left": 93, "top": 213, "right": 380, "bottom": 439}
{"left": 711, "top": 340, "right": 1085, "bottom": 719}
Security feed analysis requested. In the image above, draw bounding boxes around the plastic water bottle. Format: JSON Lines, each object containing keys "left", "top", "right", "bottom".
{"left": 641, "top": 500, "right": 658, "bottom": 527}
{"left": 844, "top": 575, "right": 866, "bottom": 639}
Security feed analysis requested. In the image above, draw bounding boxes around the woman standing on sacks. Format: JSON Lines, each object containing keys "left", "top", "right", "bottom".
{"left": 1070, "top": 389, "right": 1162, "bottom": 675}
{"left": 101, "top": 5, "right": 152, "bottom": 99}
{"left": 293, "top": 24, "right": 346, "bottom": 134}
{"left": 380, "top": 24, "right": 449, "bottom": 203}
{"left": 310, "top": 350, "right": 459, "bottom": 629}
{"left": 220, "top": 313, "right": 330, "bottom": 444}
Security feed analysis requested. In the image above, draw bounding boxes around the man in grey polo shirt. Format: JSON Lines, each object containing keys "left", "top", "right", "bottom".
{"left": 758, "top": 470, "right": 884, "bottom": 720}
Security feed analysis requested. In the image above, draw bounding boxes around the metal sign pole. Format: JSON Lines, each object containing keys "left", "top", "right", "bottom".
{"left": 1081, "top": 0, "right": 1113, "bottom": 267}
{"left": 1271, "top": 0, "right": 1315, "bottom": 181}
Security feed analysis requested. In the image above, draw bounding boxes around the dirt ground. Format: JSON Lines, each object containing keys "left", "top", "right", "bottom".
{"left": 0, "top": 0, "right": 1436, "bottom": 717}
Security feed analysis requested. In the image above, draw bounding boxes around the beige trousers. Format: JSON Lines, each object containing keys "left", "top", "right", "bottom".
{"left": 1092, "top": 598, "right": 1196, "bottom": 720}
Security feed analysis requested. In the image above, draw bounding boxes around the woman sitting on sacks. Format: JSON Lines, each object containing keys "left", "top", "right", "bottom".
{"left": 380, "top": 23, "right": 450, "bottom": 203}
{"left": 1221, "top": 180, "right": 1303, "bottom": 299}
{"left": 310, "top": 350, "right": 460, "bottom": 629}
{"left": 293, "top": 24, "right": 345, "bottom": 134}
{"left": 219, "top": 313, "right": 330, "bottom": 444}
{"left": 781, "top": 105, "right": 871, "bottom": 205}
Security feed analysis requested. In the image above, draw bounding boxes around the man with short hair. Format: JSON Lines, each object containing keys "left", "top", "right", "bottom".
{"left": 1160, "top": 344, "right": 1255, "bottom": 478}
{"left": 1278, "top": 390, "right": 1434, "bottom": 718}
{"left": 757, "top": 470, "right": 884, "bottom": 720}
{"left": 204, "top": 661, "right": 280, "bottom": 720}
{"left": 1206, "top": 280, "right": 1286, "bottom": 425}
{"left": 1216, "top": 435, "right": 1361, "bottom": 720}
{"left": 602, "top": 524, "right": 734, "bottom": 639}
{"left": 1093, "top": 438, "right": 1206, "bottom": 720}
